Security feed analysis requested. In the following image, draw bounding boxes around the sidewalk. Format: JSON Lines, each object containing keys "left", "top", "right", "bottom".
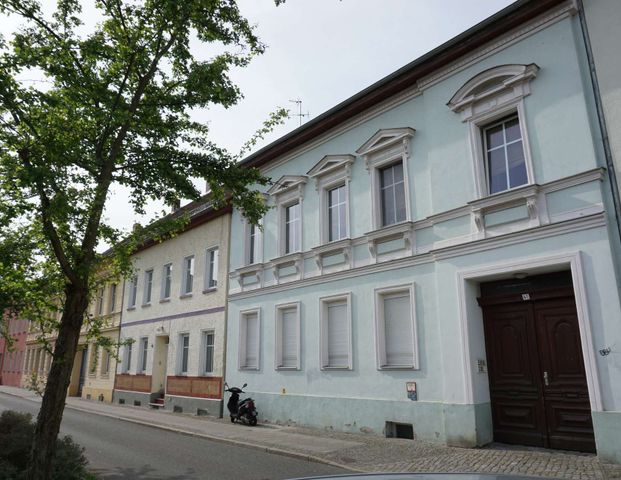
{"left": 1, "top": 385, "right": 620, "bottom": 480}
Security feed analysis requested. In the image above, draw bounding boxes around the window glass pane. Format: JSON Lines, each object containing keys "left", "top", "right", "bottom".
{"left": 181, "top": 334, "right": 189, "bottom": 373}
{"left": 327, "top": 301, "right": 348, "bottom": 367}
{"left": 507, "top": 140, "right": 527, "bottom": 188}
{"left": 338, "top": 202, "right": 347, "bottom": 239}
{"left": 205, "top": 333, "right": 214, "bottom": 374}
{"left": 381, "top": 185, "right": 395, "bottom": 226}
{"left": 383, "top": 293, "right": 413, "bottom": 366}
{"left": 380, "top": 164, "right": 393, "bottom": 188}
{"left": 248, "top": 224, "right": 256, "bottom": 264}
{"left": 285, "top": 203, "right": 300, "bottom": 253}
{"left": 392, "top": 161, "right": 404, "bottom": 183}
{"left": 394, "top": 181, "right": 406, "bottom": 223}
{"left": 184, "top": 257, "right": 194, "bottom": 293}
{"left": 504, "top": 117, "right": 521, "bottom": 143}
{"left": 485, "top": 124, "right": 504, "bottom": 149}
{"left": 488, "top": 148, "right": 507, "bottom": 194}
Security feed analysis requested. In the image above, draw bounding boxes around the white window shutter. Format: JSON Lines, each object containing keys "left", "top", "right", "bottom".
{"left": 327, "top": 302, "right": 348, "bottom": 367}
{"left": 281, "top": 308, "right": 298, "bottom": 368}
{"left": 383, "top": 293, "right": 413, "bottom": 366}
{"left": 244, "top": 313, "right": 258, "bottom": 369}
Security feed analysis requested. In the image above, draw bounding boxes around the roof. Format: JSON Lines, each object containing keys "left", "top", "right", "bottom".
{"left": 240, "top": 0, "right": 565, "bottom": 170}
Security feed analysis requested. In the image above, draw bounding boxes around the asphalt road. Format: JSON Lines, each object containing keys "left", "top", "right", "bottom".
{"left": 0, "top": 393, "right": 345, "bottom": 480}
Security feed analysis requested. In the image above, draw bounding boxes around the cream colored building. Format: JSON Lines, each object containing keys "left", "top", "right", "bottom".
{"left": 113, "top": 198, "right": 230, "bottom": 415}
{"left": 22, "top": 280, "right": 122, "bottom": 403}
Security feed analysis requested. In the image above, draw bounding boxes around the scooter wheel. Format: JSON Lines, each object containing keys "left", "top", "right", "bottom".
{"left": 249, "top": 417, "right": 257, "bottom": 426}
{"left": 230, "top": 416, "right": 235, "bottom": 423}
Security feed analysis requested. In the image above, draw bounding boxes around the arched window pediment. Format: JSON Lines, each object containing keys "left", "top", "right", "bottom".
{"left": 447, "top": 64, "right": 539, "bottom": 117}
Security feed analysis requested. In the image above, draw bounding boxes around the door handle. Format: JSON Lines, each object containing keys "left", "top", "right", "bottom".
{"left": 543, "top": 371, "right": 549, "bottom": 386}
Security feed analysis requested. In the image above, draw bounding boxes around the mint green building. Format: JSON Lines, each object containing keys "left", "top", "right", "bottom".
{"left": 226, "top": 0, "right": 621, "bottom": 463}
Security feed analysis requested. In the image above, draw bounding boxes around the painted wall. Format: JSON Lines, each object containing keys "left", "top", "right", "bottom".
{"left": 117, "top": 212, "right": 230, "bottom": 408}
{"left": 225, "top": 8, "right": 621, "bottom": 458}
{"left": 0, "top": 317, "right": 29, "bottom": 387}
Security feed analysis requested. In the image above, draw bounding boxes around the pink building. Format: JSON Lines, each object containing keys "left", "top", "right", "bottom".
{"left": 0, "top": 315, "right": 29, "bottom": 386}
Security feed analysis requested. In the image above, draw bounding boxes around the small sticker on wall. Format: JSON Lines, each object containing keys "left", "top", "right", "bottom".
{"left": 406, "top": 382, "right": 417, "bottom": 401}
{"left": 522, "top": 293, "right": 531, "bottom": 301}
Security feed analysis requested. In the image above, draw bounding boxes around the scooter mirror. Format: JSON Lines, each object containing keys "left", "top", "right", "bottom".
{"left": 242, "top": 383, "right": 247, "bottom": 388}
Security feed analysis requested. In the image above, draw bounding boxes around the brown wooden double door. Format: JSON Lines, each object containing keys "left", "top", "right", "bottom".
{"left": 480, "top": 289, "right": 595, "bottom": 452}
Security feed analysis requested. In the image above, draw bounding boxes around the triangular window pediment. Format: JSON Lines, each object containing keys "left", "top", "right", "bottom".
{"left": 307, "top": 154, "right": 356, "bottom": 179}
{"left": 267, "top": 175, "right": 307, "bottom": 197}
{"left": 356, "top": 128, "right": 415, "bottom": 157}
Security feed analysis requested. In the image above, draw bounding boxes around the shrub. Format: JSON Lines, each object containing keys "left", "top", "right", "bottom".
{"left": 0, "top": 410, "right": 90, "bottom": 479}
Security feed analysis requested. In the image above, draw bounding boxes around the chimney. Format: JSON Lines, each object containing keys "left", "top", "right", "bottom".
{"left": 171, "top": 199, "right": 181, "bottom": 212}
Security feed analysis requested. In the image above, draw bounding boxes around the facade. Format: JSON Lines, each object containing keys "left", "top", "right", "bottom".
{"left": 226, "top": 0, "right": 621, "bottom": 464}
{"left": 21, "top": 280, "right": 122, "bottom": 402}
{"left": 113, "top": 199, "right": 230, "bottom": 416}
{"left": 0, "top": 315, "right": 29, "bottom": 387}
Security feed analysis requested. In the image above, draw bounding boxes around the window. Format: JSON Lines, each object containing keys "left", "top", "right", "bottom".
{"left": 181, "top": 256, "right": 194, "bottom": 295}
{"left": 320, "top": 294, "right": 352, "bottom": 369}
{"left": 328, "top": 184, "right": 348, "bottom": 241}
{"left": 239, "top": 309, "right": 260, "bottom": 370}
{"left": 138, "top": 337, "right": 148, "bottom": 373}
{"left": 109, "top": 283, "right": 117, "bottom": 313}
{"left": 88, "top": 344, "right": 98, "bottom": 374}
{"left": 285, "top": 203, "right": 301, "bottom": 254}
{"left": 374, "top": 284, "right": 418, "bottom": 369}
{"left": 380, "top": 161, "right": 406, "bottom": 226}
{"left": 275, "top": 303, "right": 300, "bottom": 370}
{"left": 202, "top": 331, "right": 215, "bottom": 375}
{"left": 128, "top": 276, "right": 138, "bottom": 308}
{"left": 205, "top": 247, "right": 219, "bottom": 289}
{"left": 447, "top": 64, "right": 537, "bottom": 198}
{"left": 267, "top": 175, "right": 307, "bottom": 256}
{"left": 96, "top": 288, "right": 104, "bottom": 316}
{"left": 161, "top": 263, "right": 172, "bottom": 300}
{"left": 483, "top": 116, "right": 527, "bottom": 194}
{"left": 123, "top": 341, "right": 133, "bottom": 373}
{"left": 143, "top": 269, "right": 153, "bottom": 305}
{"left": 246, "top": 222, "right": 260, "bottom": 265}
{"left": 101, "top": 348, "right": 110, "bottom": 376}
{"left": 356, "top": 128, "right": 414, "bottom": 231}
{"left": 179, "top": 333, "right": 190, "bottom": 374}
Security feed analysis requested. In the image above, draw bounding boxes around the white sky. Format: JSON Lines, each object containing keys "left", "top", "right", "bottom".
{"left": 2, "top": 0, "right": 516, "bottom": 242}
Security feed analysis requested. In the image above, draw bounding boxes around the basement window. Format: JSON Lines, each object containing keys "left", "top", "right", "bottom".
{"left": 385, "top": 421, "right": 414, "bottom": 440}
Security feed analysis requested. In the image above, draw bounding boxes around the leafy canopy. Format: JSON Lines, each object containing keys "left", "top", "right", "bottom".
{"left": 0, "top": 0, "right": 284, "bottom": 309}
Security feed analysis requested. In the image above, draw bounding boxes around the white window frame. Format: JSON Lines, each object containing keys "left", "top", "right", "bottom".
{"left": 267, "top": 176, "right": 307, "bottom": 257}
{"left": 101, "top": 348, "right": 110, "bottom": 376}
{"left": 161, "top": 263, "right": 172, "bottom": 301}
{"left": 138, "top": 336, "right": 148, "bottom": 373}
{"left": 274, "top": 302, "right": 301, "bottom": 370}
{"left": 177, "top": 332, "right": 190, "bottom": 375}
{"left": 127, "top": 275, "right": 138, "bottom": 309}
{"left": 143, "top": 269, "right": 154, "bottom": 305}
{"left": 307, "top": 154, "right": 355, "bottom": 244}
{"left": 181, "top": 255, "right": 194, "bottom": 296}
{"left": 123, "top": 341, "right": 133, "bottom": 373}
{"left": 447, "top": 64, "right": 538, "bottom": 199}
{"left": 238, "top": 308, "right": 261, "bottom": 370}
{"left": 319, "top": 292, "right": 352, "bottom": 370}
{"left": 356, "top": 129, "right": 415, "bottom": 231}
{"left": 200, "top": 330, "right": 215, "bottom": 375}
{"left": 243, "top": 219, "right": 263, "bottom": 266}
{"left": 204, "top": 246, "right": 219, "bottom": 291}
{"left": 374, "top": 283, "right": 418, "bottom": 370}
{"left": 109, "top": 283, "right": 117, "bottom": 313}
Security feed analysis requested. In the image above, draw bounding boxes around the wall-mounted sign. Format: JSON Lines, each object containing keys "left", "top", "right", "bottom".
{"left": 406, "top": 381, "right": 417, "bottom": 401}
{"left": 522, "top": 293, "right": 531, "bottom": 301}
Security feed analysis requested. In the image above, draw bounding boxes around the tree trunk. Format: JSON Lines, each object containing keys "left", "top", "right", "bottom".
{"left": 27, "top": 283, "right": 89, "bottom": 480}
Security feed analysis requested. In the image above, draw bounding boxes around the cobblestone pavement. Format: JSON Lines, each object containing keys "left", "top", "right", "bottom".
{"left": 282, "top": 425, "right": 621, "bottom": 480}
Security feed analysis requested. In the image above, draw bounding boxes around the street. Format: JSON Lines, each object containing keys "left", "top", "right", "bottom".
{"left": 0, "top": 393, "right": 345, "bottom": 480}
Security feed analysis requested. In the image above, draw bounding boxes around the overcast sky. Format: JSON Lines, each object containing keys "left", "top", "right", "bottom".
{"left": 4, "top": 0, "right": 516, "bottom": 242}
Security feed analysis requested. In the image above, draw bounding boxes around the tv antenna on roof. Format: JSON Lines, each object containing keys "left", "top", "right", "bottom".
{"left": 289, "top": 99, "right": 310, "bottom": 126}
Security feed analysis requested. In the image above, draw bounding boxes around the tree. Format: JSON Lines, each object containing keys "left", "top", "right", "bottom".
{"left": 0, "top": 1, "right": 285, "bottom": 478}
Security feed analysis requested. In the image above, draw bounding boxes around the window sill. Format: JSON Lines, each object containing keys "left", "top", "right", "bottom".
{"left": 126, "top": 306, "right": 136, "bottom": 311}
{"left": 378, "top": 365, "right": 416, "bottom": 370}
{"left": 202, "top": 287, "right": 217, "bottom": 294}
{"left": 365, "top": 221, "right": 414, "bottom": 260}
{"left": 159, "top": 298, "right": 171, "bottom": 304}
{"left": 321, "top": 366, "right": 352, "bottom": 371}
{"left": 275, "top": 366, "right": 300, "bottom": 371}
{"left": 179, "top": 293, "right": 193, "bottom": 299}
{"left": 141, "top": 303, "right": 151, "bottom": 308}
{"left": 239, "top": 366, "right": 259, "bottom": 371}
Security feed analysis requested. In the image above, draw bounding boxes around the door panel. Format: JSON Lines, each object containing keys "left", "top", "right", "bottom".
{"left": 481, "top": 291, "right": 595, "bottom": 453}
{"left": 482, "top": 302, "right": 546, "bottom": 447}
{"left": 534, "top": 298, "right": 595, "bottom": 452}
